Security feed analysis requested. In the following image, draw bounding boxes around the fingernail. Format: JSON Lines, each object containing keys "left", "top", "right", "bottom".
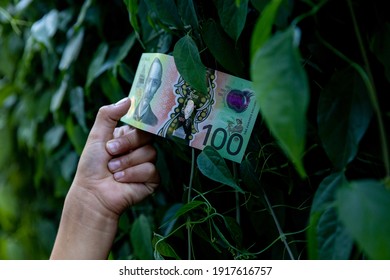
{"left": 107, "top": 140, "right": 119, "bottom": 153}
{"left": 114, "top": 171, "right": 124, "bottom": 181}
{"left": 108, "top": 159, "right": 120, "bottom": 171}
{"left": 114, "top": 97, "right": 129, "bottom": 106}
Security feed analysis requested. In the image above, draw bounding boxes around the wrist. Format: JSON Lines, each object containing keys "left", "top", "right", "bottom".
{"left": 50, "top": 184, "right": 119, "bottom": 259}
{"left": 64, "top": 184, "right": 121, "bottom": 225}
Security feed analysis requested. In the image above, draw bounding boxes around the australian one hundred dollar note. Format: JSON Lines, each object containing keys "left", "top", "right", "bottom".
{"left": 121, "top": 53, "right": 259, "bottom": 163}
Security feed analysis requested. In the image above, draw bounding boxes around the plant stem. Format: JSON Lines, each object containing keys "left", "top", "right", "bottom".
{"left": 346, "top": 0, "right": 390, "bottom": 179}
{"left": 188, "top": 148, "right": 195, "bottom": 202}
{"left": 262, "top": 189, "right": 295, "bottom": 260}
{"left": 187, "top": 148, "right": 196, "bottom": 260}
{"left": 292, "top": 0, "right": 328, "bottom": 26}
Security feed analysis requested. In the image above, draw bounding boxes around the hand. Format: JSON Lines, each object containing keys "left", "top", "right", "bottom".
{"left": 50, "top": 97, "right": 159, "bottom": 259}
{"left": 73, "top": 97, "right": 159, "bottom": 218}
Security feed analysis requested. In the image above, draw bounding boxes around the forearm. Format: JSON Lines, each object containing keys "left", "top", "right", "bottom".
{"left": 50, "top": 187, "right": 119, "bottom": 260}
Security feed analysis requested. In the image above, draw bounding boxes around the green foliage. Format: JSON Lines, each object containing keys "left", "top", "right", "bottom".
{"left": 336, "top": 180, "right": 390, "bottom": 259}
{"left": 251, "top": 26, "right": 309, "bottom": 178}
{"left": 308, "top": 173, "right": 354, "bottom": 259}
{"left": 250, "top": 0, "right": 282, "bottom": 58}
{"left": 317, "top": 67, "right": 373, "bottom": 169}
{"left": 173, "top": 35, "right": 208, "bottom": 94}
{"left": 1, "top": 0, "right": 390, "bottom": 260}
{"left": 130, "top": 214, "right": 153, "bottom": 260}
{"left": 201, "top": 19, "right": 245, "bottom": 76}
{"left": 214, "top": 0, "right": 249, "bottom": 41}
{"left": 197, "top": 146, "right": 243, "bottom": 193}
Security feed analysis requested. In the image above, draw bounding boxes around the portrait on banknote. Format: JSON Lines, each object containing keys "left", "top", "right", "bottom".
{"left": 132, "top": 57, "right": 162, "bottom": 126}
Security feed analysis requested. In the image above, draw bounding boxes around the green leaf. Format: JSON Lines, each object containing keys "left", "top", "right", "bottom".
{"left": 111, "top": 34, "right": 136, "bottom": 66}
{"left": 160, "top": 203, "right": 183, "bottom": 236}
{"left": 0, "top": 33, "right": 24, "bottom": 79}
{"left": 223, "top": 216, "right": 243, "bottom": 246}
{"left": 212, "top": 222, "right": 236, "bottom": 249}
{"left": 0, "top": 181, "right": 17, "bottom": 230}
{"left": 311, "top": 173, "right": 347, "bottom": 213}
{"left": 59, "top": 28, "right": 84, "bottom": 71}
{"left": 130, "top": 214, "right": 153, "bottom": 260}
{"left": 73, "top": 0, "right": 92, "bottom": 31}
{"left": 177, "top": 0, "right": 199, "bottom": 31}
{"left": 144, "top": 0, "right": 183, "bottom": 29}
{"left": 60, "top": 151, "right": 78, "bottom": 181}
{"left": 99, "top": 72, "right": 124, "bottom": 103}
{"left": 197, "top": 146, "right": 243, "bottom": 193}
{"left": 308, "top": 173, "right": 354, "bottom": 260}
{"left": 123, "top": 0, "right": 142, "bottom": 44}
{"left": 251, "top": 27, "right": 308, "bottom": 178}
{"left": 250, "top": 0, "right": 271, "bottom": 12}
{"left": 201, "top": 19, "right": 244, "bottom": 76}
{"left": 100, "top": 34, "right": 136, "bottom": 76}
{"left": 173, "top": 35, "right": 207, "bottom": 94}
{"left": 147, "top": 32, "right": 173, "bottom": 54}
{"left": 41, "top": 47, "right": 59, "bottom": 82}
{"left": 65, "top": 116, "right": 87, "bottom": 155}
{"left": 30, "top": 9, "right": 58, "bottom": 50}
{"left": 250, "top": 0, "right": 282, "bottom": 59}
{"left": 152, "top": 234, "right": 181, "bottom": 260}
{"left": 251, "top": 0, "right": 293, "bottom": 29}
{"left": 50, "top": 74, "right": 69, "bottom": 112}
{"left": 214, "top": 0, "right": 249, "bottom": 41}
{"left": 317, "top": 67, "right": 373, "bottom": 169}
{"left": 336, "top": 180, "right": 390, "bottom": 259}
{"left": 118, "top": 62, "right": 135, "bottom": 84}
{"left": 316, "top": 207, "right": 354, "bottom": 260}
{"left": 86, "top": 42, "right": 109, "bottom": 88}
{"left": 70, "top": 86, "right": 87, "bottom": 132}
{"left": 173, "top": 201, "right": 205, "bottom": 220}
{"left": 43, "top": 125, "right": 65, "bottom": 152}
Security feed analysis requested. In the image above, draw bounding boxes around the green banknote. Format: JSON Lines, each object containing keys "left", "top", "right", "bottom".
{"left": 121, "top": 53, "right": 259, "bottom": 163}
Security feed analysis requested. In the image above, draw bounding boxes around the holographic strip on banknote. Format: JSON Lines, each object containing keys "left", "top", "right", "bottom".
{"left": 121, "top": 53, "right": 259, "bottom": 163}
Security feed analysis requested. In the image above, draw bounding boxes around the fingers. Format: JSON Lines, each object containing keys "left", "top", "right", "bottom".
{"left": 87, "top": 97, "right": 131, "bottom": 144}
{"left": 107, "top": 144, "right": 156, "bottom": 173}
{"left": 106, "top": 127, "right": 153, "bottom": 156}
{"left": 113, "top": 125, "right": 133, "bottom": 139}
{"left": 112, "top": 161, "right": 159, "bottom": 186}
{"left": 121, "top": 162, "right": 160, "bottom": 205}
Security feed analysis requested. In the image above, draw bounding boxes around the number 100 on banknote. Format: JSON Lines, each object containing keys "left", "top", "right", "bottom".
{"left": 121, "top": 53, "right": 259, "bottom": 163}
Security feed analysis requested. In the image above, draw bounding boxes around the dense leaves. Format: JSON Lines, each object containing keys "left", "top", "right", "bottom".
{"left": 1, "top": 0, "right": 390, "bottom": 260}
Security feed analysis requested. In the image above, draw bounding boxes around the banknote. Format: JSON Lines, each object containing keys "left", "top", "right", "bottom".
{"left": 121, "top": 53, "right": 259, "bottom": 163}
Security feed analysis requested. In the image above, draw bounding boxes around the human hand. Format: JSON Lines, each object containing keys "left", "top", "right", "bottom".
{"left": 50, "top": 97, "right": 159, "bottom": 259}
{"left": 72, "top": 97, "right": 159, "bottom": 218}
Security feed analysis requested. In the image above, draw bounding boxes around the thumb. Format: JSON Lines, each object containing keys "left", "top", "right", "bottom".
{"left": 88, "top": 97, "right": 131, "bottom": 143}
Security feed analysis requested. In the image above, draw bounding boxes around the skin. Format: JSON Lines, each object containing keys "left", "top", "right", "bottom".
{"left": 50, "top": 97, "right": 159, "bottom": 259}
